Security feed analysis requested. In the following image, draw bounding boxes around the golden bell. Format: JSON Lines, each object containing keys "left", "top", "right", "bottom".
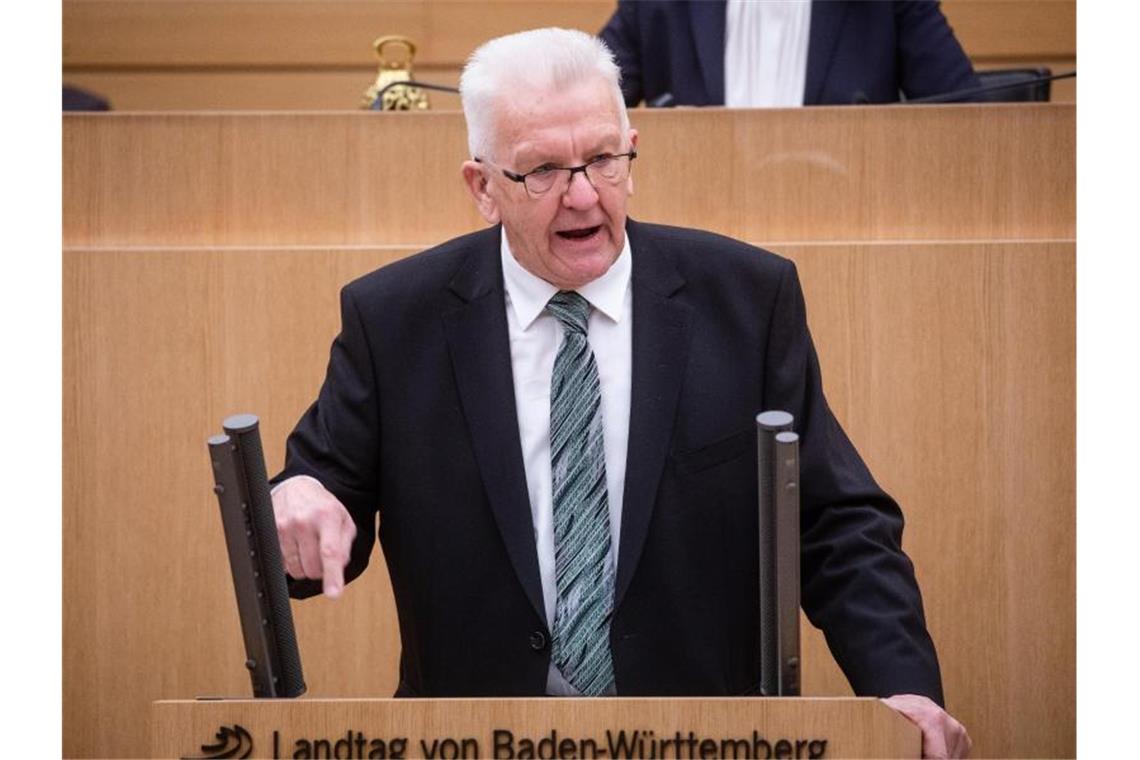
{"left": 362, "top": 35, "right": 430, "bottom": 110}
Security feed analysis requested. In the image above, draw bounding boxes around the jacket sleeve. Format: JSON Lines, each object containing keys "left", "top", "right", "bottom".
{"left": 271, "top": 284, "right": 381, "bottom": 599}
{"left": 763, "top": 258, "right": 945, "bottom": 705}
{"left": 894, "top": 0, "right": 982, "bottom": 100}
{"left": 599, "top": 1, "right": 646, "bottom": 107}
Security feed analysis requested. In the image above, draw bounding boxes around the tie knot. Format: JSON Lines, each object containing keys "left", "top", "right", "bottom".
{"left": 547, "top": 291, "right": 591, "bottom": 335}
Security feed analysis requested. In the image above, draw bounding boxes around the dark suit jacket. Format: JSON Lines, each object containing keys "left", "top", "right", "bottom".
{"left": 277, "top": 220, "right": 944, "bottom": 704}
{"left": 599, "top": 0, "right": 981, "bottom": 106}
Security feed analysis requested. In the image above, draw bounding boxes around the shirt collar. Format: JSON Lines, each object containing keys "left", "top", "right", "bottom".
{"left": 500, "top": 228, "right": 632, "bottom": 329}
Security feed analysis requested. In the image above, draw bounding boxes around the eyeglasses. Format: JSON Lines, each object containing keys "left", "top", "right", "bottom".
{"left": 476, "top": 151, "right": 637, "bottom": 197}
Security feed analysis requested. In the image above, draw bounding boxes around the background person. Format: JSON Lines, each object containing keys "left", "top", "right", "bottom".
{"left": 599, "top": 0, "right": 981, "bottom": 107}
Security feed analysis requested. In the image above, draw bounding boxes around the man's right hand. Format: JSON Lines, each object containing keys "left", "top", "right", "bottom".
{"left": 271, "top": 475, "right": 357, "bottom": 599}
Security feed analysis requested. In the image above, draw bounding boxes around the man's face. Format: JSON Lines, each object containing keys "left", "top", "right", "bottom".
{"left": 462, "top": 76, "right": 638, "bottom": 290}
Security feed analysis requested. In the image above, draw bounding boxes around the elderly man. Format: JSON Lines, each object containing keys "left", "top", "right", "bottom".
{"left": 272, "top": 27, "right": 970, "bottom": 758}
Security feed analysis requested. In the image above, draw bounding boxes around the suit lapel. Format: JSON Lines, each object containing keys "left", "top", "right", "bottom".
{"left": 805, "top": 0, "right": 849, "bottom": 104}
{"left": 440, "top": 222, "right": 692, "bottom": 621}
{"left": 689, "top": 0, "right": 727, "bottom": 104}
{"left": 615, "top": 221, "right": 690, "bottom": 611}
{"left": 442, "top": 227, "right": 547, "bottom": 625}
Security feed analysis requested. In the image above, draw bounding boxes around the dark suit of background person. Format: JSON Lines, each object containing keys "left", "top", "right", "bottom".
{"left": 274, "top": 218, "right": 944, "bottom": 704}
{"left": 599, "top": 0, "right": 981, "bottom": 106}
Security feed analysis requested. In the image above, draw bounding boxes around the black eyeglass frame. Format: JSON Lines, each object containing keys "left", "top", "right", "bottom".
{"left": 475, "top": 150, "right": 638, "bottom": 195}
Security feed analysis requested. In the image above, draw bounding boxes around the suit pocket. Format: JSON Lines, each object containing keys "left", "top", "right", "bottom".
{"left": 672, "top": 428, "right": 752, "bottom": 475}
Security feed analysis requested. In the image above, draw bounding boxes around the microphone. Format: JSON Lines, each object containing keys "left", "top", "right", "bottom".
{"left": 647, "top": 92, "right": 676, "bottom": 108}
{"left": 208, "top": 414, "right": 306, "bottom": 698}
{"left": 756, "top": 410, "right": 801, "bottom": 697}
{"left": 904, "top": 70, "right": 1076, "bottom": 104}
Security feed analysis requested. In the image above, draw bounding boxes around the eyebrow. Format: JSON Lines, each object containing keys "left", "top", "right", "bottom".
{"left": 514, "top": 140, "right": 624, "bottom": 171}
{"left": 515, "top": 131, "right": 624, "bottom": 170}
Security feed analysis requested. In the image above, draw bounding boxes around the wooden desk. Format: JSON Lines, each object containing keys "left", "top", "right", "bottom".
{"left": 63, "top": 105, "right": 1074, "bottom": 247}
{"left": 152, "top": 697, "right": 919, "bottom": 759}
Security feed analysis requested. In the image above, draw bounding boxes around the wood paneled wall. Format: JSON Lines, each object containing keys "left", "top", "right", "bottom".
{"left": 62, "top": 105, "right": 1075, "bottom": 758}
{"left": 63, "top": 106, "right": 1076, "bottom": 249}
{"left": 62, "top": 1, "right": 1076, "bottom": 110}
{"left": 64, "top": 241, "right": 1073, "bottom": 759}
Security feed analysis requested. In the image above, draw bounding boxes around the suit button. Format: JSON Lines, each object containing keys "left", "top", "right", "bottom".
{"left": 529, "top": 631, "right": 547, "bottom": 651}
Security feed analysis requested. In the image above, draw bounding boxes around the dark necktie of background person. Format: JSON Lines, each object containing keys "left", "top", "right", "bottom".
{"left": 546, "top": 290, "right": 616, "bottom": 696}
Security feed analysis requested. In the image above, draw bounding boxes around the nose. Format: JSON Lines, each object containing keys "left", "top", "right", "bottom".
{"left": 561, "top": 168, "right": 599, "bottom": 209}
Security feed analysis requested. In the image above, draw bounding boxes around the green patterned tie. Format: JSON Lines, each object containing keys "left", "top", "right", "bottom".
{"left": 547, "top": 290, "right": 616, "bottom": 696}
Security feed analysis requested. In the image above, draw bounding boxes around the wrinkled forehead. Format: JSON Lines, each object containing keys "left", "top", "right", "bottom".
{"left": 487, "top": 76, "right": 627, "bottom": 161}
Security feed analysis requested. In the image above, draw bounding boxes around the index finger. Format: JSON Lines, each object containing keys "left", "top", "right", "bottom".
{"left": 318, "top": 509, "right": 354, "bottom": 599}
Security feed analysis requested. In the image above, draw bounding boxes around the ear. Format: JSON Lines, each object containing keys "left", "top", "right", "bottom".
{"left": 626, "top": 129, "right": 639, "bottom": 196}
{"left": 461, "top": 161, "right": 501, "bottom": 223}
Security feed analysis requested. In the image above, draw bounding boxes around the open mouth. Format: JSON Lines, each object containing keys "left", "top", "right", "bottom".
{"left": 556, "top": 225, "right": 602, "bottom": 240}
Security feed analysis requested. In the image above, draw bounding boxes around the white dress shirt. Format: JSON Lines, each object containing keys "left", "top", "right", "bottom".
{"left": 724, "top": 0, "right": 813, "bottom": 107}
{"left": 500, "top": 231, "right": 633, "bottom": 695}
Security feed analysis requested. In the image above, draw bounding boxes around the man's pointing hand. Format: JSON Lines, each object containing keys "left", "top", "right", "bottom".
{"left": 272, "top": 475, "right": 356, "bottom": 599}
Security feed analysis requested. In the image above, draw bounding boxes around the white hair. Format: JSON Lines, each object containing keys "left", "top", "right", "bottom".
{"left": 459, "top": 27, "right": 631, "bottom": 161}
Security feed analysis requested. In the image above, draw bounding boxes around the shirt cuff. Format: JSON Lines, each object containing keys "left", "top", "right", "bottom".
{"left": 270, "top": 473, "right": 324, "bottom": 497}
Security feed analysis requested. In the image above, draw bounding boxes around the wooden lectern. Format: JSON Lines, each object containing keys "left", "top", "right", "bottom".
{"left": 153, "top": 697, "right": 918, "bottom": 758}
